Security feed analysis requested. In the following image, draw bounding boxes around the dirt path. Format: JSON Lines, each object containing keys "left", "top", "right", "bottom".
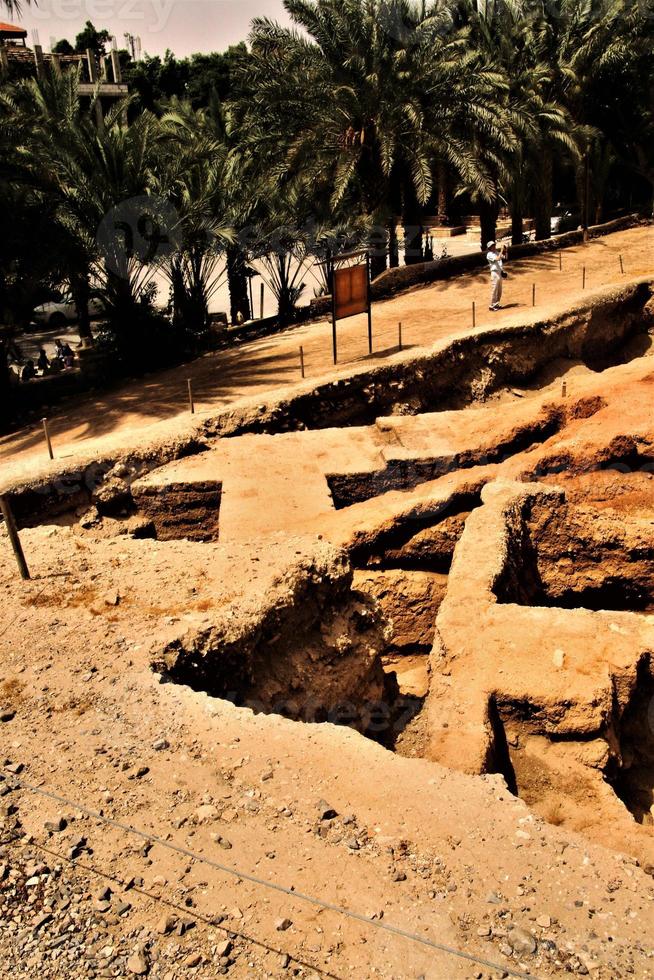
{"left": 1, "top": 226, "right": 651, "bottom": 476}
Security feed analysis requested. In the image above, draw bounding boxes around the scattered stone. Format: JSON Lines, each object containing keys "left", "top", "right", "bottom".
{"left": 152, "top": 738, "right": 169, "bottom": 751}
{"left": 537, "top": 914, "right": 552, "bottom": 929}
{"left": 183, "top": 953, "right": 202, "bottom": 968}
{"left": 44, "top": 816, "right": 67, "bottom": 834}
{"left": 317, "top": 800, "right": 337, "bottom": 821}
{"left": 156, "top": 913, "right": 177, "bottom": 935}
{"left": 126, "top": 948, "right": 149, "bottom": 975}
{"left": 276, "top": 918, "right": 292, "bottom": 931}
{"left": 508, "top": 926, "right": 537, "bottom": 956}
{"left": 0, "top": 709, "right": 15, "bottom": 722}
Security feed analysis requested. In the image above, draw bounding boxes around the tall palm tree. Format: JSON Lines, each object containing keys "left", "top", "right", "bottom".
{"left": 242, "top": 0, "right": 513, "bottom": 270}
{"left": 159, "top": 100, "right": 234, "bottom": 334}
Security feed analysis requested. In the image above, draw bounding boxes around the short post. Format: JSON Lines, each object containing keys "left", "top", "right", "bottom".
{"left": 559, "top": 251, "right": 562, "bottom": 272}
{"left": 562, "top": 379, "right": 568, "bottom": 399}
{"left": 299, "top": 346, "right": 305, "bottom": 379}
{"left": 259, "top": 283, "right": 264, "bottom": 320}
{"left": 582, "top": 265, "right": 586, "bottom": 290}
{"left": 42, "top": 418, "right": 54, "bottom": 460}
{"left": 398, "top": 321, "right": 403, "bottom": 351}
{"left": 619, "top": 254, "right": 624, "bottom": 275}
{"left": 532, "top": 283, "right": 536, "bottom": 307}
{"left": 187, "top": 379, "right": 195, "bottom": 415}
{"left": 472, "top": 301, "right": 476, "bottom": 329}
{"left": 0, "top": 495, "right": 30, "bottom": 581}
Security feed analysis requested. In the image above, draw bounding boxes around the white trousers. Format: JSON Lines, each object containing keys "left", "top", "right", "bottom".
{"left": 490, "top": 275, "right": 503, "bottom": 308}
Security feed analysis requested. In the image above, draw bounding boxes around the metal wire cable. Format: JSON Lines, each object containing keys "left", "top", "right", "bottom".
{"left": 11, "top": 777, "right": 538, "bottom": 979}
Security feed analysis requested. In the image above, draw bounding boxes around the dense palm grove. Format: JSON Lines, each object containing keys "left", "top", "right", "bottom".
{"left": 1, "top": 0, "right": 653, "bottom": 424}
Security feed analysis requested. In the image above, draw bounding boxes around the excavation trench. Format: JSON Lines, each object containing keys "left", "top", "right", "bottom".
{"left": 151, "top": 505, "right": 470, "bottom": 748}
{"left": 4, "top": 282, "right": 652, "bottom": 530}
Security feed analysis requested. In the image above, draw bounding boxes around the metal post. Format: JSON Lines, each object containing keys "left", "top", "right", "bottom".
{"left": 248, "top": 275, "right": 254, "bottom": 320}
{"left": 260, "top": 283, "right": 264, "bottom": 320}
{"left": 398, "top": 322, "right": 403, "bottom": 351}
{"left": 366, "top": 252, "right": 373, "bottom": 356}
{"left": 0, "top": 496, "right": 30, "bottom": 581}
{"left": 559, "top": 251, "right": 562, "bottom": 272}
{"left": 187, "top": 379, "right": 195, "bottom": 415}
{"left": 42, "top": 418, "right": 54, "bottom": 460}
{"left": 532, "top": 283, "right": 536, "bottom": 307}
{"left": 619, "top": 254, "right": 624, "bottom": 275}
{"left": 562, "top": 380, "right": 568, "bottom": 399}
{"left": 472, "top": 301, "right": 476, "bottom": 329}
{"left": 583, "top": 266, "right": 586, "bottom": 290}
{"left": 300, "top": 346, "right": 305, "bottom": 379}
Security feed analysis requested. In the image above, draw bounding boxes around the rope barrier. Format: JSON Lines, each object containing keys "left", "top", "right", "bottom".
{"left": 12, "top": 777, "right": 538, "bottom": 979}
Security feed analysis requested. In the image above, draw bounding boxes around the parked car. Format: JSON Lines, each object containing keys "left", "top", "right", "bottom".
{"left": 32, "top": 292, "right": 104, "bottom": 328}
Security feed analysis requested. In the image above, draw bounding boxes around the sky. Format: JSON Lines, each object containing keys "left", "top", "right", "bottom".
{"left": 15, "top": 0, "right": 293, "bottom": 58}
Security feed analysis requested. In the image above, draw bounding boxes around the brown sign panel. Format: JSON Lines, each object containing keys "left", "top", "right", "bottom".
{"left": 333, "top": 263, "right": 369, "bottom": 320}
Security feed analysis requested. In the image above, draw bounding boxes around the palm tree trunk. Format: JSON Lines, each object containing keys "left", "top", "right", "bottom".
{"left": 511, "top": 182, "right": 523, "bottom": 246}
{"left": 534, "top": 149, "right": 553, "bottom": 241}
{"left": 71, "top": 273, "right": 93, "bottom": 344}
{"left": 227, "top": 246, "right": 251, "bottom": 324}
{"left": 479, "top": 198, "right": 498, "bottom": 253}
{"left": 437, "top": 161, "right": 448, "bottom": 224}
{"left": 388, "top": 219, "right": 399, "bottom": 268}
{"left": 0, "top": 338, "right": 10, "bottom": 433}
{"left": 402, "top": 181, "right": 424, "bottom": 266}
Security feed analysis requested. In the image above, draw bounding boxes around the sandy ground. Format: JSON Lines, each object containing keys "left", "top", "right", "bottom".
{"left": 1, "top": 226, "right": 652, "bottom": 477}
{"left": 1, "top": 226, "right": 654, "bottom": 980}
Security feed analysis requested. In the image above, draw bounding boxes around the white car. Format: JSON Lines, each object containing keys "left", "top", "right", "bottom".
{"left": 32, "top": 293, "right": 104, "bottom": 328}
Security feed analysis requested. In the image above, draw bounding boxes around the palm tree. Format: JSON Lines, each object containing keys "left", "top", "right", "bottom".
{"left": 159, "top": 100, "right": 234, "bottom": 334}
{"left": 242, "top": 0, "right": 513, "bottom": 271}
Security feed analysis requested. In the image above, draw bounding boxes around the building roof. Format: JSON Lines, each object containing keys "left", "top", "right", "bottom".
{"left": 0, "top": 22, "right": 28, "bottom": 39}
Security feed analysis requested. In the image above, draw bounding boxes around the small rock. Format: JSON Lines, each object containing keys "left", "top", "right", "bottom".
{"left": 156, "top": 913, "right": 177, "bottom": 935}
{"left": 276, "top": 918, "right": 292, "bottom": 931}
{"left": 536, "top": 914, "right": 552, "bottom": 929}
{"left": 183, "top": 954, "right": 202, "bottom": 968}
{"left": 317, "top": 799, "right": 337, "bottom": 821}
{"left": 44, "top": 816, "right": 67, "bottom": 834}
{"left": 215, "top": 940, "right": 232, "bottom": 957}
{"left": 126, "top": 949, "right": 149, "bottom": 975}
{"left": 0, "top": 709, "right": 15, "bottom": 722}
{"left": 152, "top": 738, "right": 169, "bottom": 751}
{"left": 508, "top": 926, "right": 537, "bottom": 956}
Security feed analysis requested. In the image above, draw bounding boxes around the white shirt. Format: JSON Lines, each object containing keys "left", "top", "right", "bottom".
{"left": 487, "top": 250, "right": 503, "bottom": 277}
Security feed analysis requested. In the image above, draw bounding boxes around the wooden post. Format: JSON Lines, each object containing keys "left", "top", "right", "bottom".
{"left": 330, "top": 258, "right": 338, "bottom": 365}
{"left": 260, "top": 283, "right": 264, "bottom": 320}
{"left": 42, "top": 418, "right": 54, "bottom": 460}
{"left": 0, "top": 42, "right": 9, "bottom": 78}
{"left": 562, "top": 380, "right": 568, "bottom": 399}
{"left": 582, "top": 266, "right": 586, "bottom": 290}
{"left": 0, "top": 496, "right": 30, "bottom": 581}
{"left": 472, "top": 301, "right": 476, "bottom": 329}
{"left": 532, "top": 283, "right": 536, "bottom": 307}
{"left": 619, "top": 254, "right": 624, "bottom": 275}
{"left": 398, "top": 321, "right": 403, "bottom": 351}
{"left": 187, "top": 379, "right": 195, "bottom": 415}
{"left": 299, "top": 346, "right": 305, "bottom": 379}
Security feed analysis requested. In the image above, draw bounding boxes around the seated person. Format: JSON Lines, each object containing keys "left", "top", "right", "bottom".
{"left": 37, "top": 348, "right": 50, "bottom": 374}
{"left": 20, "top": 359, "right": 36, "bottom": 382}
{"left": 49, "top": 355, "right": 64, "bottom": 374}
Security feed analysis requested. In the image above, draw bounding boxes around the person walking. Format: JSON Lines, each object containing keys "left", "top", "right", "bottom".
{"left": 486, "top": 240, "right": 507, "bottom": 311}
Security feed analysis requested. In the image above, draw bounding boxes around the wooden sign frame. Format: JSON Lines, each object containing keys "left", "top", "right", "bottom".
{"left": 323, "top": 250, "right": 373, "bottom": 364}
